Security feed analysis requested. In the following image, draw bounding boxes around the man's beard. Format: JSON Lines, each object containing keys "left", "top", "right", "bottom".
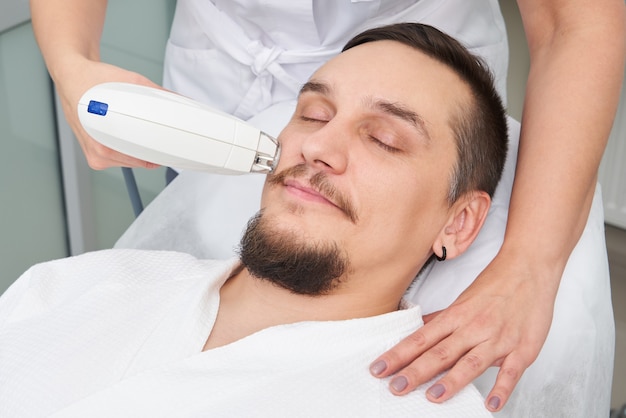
{"left": 238, "top": 211, "right": 349, "bottom": 296}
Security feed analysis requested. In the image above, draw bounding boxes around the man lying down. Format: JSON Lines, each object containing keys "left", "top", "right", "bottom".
{"left": 0, "top": 23, "right": 507, "bottom": 417}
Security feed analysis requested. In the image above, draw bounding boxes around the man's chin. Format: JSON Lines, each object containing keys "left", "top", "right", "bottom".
{"left": 238, "top": 210, "right": 349, "bottom": 296}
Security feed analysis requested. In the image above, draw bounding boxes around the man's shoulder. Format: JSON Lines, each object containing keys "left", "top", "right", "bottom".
{"left": 30, "top": 248, "right": 230, "bottom": 279}
{"left": 20, "top": 249, "right": 225, "bottom": 285}
{"left": 1, "top": 249, "right": 237, "bottom": 324}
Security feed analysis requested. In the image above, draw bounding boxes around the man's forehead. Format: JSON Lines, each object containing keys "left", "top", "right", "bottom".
{"left": 314, "top": 41, "right": 464, "bottom": 97}
{"left": 304, "top": 40, "right": 468, "bottom": 131}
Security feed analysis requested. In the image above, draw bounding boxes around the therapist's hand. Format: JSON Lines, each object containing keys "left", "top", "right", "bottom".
{"left": 369, "top": 250, "right": 556, "bottom": 413}
{"left": 55, "top": 57, "right": 162, "bottom": 170}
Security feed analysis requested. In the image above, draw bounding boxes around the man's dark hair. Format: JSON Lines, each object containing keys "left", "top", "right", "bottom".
{"left": 343, "top": 23, "right": 508, "bottom": 203}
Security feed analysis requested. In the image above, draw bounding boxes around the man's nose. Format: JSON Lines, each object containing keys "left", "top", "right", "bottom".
{"left": 300, "top": 119, "right": 350, "bottom": 173}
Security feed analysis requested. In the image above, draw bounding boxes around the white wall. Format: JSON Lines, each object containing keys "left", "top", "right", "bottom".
{"left": 499, "top": 0, "right": 530, "bottom": 121}
{"left": 0, "top": 18, "right": 67, "bottom": 291}
{"left": 599, "top": 73, "right": 626, "bottom": 229}
{"left": 0, "top": 0, "right": 29, "bottom": 33}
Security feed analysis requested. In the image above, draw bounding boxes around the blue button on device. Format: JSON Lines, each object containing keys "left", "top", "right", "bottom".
{"left": 87, "top": 100, "right": 109, "bottom": 116}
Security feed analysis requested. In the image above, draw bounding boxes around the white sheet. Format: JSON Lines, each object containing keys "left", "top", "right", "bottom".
{"left": 0, "top": 250, "right": 492, "bottom": 417}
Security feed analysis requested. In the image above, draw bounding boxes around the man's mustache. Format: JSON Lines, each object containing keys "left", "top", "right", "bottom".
{"left": 267, "top": 164, "right": 359, "bottom": 224}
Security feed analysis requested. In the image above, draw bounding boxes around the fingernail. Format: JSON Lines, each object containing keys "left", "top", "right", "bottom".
{"left": 427, "top": 383, "right": 446, "bottom": 399}
{"left": 488, "top": 396, "right": 501, "bottom": 410}
{"left": 390, "top": 376, "right": 408, "bottom": 392}
{"left": 369, "top": 360, "right": 387, "bottom": 376}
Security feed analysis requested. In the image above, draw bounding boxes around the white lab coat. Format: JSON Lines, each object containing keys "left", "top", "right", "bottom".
{"left": 163, "top": 0, "right": 509, "bottom": 119}
{"left": 116, "top": 1, "right": 615, "bottom": 417}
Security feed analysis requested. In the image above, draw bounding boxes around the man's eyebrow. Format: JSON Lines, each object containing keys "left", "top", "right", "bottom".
{"left": 373, "top": 100, "right": 431, "bottom": 142}
{"left": 299, "top": 81, "right": 431, "bottom": 141}
{"left": 299, "top": 80, "right": 330, "bottom": 96}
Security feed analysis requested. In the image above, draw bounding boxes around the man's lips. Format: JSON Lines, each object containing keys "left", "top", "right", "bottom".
{"left": 284, "top": 179, "right": 341, "bottom": 210}
{"left": 266, "top": 165, "right": 358, "bottom": 223}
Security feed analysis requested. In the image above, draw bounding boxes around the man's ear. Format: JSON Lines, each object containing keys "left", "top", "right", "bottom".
{"left": 432, "top": 191, "right": 491, "bottom": 260}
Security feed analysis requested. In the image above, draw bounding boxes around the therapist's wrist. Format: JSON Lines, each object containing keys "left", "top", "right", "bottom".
{"left": 495, "top": 239, "right": 566, "bottom": 294}
{"left": 47, "top": 52, "right": 98, "bottom": 89}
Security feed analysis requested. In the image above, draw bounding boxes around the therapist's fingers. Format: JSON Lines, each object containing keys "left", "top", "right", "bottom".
{"left": 76, "top": 127, "right": 160, "bottom": 170}
{"left": 71, "top": 113, "right": 160, "bottom": 170}
{"left": 481, "top": 353, "right": 527, "bottom": 412}
{"left": 420, "top": 341, "right": 532, "bottom": 407}
{"left": 376, "top": 312, "right": 492, "bottom": 397}
{"left": 371, "top": 305, "right": 534, "bottom": 402}
{"left": 57, "top": 57, "right": 164, "bottom": 169}
{"left": 370, "top": 253, "right": 554, "bottom": 411}
{"left": 368, "top": 312, "right": 454, "bottom": 380}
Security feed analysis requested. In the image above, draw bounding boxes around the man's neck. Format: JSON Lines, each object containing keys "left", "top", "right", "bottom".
{"left": 202, "top": 267, "right": 402, "bottom": 351}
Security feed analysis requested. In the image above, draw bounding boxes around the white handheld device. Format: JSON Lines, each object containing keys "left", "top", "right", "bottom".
{"left": 77, "top": 82, "right": 280, "bottom": 174}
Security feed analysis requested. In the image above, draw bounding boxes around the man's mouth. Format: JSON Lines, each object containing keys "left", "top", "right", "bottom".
{"left": 284, "top": 179, "right": 342, "bottom": 209}
{"left": 267, "top": 165, "right": 358, "bottom": 224}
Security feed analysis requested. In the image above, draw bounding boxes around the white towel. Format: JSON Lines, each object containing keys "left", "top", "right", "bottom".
{"left": 0, "top": 249, "right": 491, "bottom": 417}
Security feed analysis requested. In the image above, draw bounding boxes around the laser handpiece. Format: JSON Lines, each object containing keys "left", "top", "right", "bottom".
{"left": 78, "top": 82, "right": 280, "bottom": 174}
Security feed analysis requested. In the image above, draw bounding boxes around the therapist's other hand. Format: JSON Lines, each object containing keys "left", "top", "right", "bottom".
{"left": 56, "top": 57, "right": 161, "bottom": 170}
{"left": 369, "top": 251, "right": 555, "bottom": 413}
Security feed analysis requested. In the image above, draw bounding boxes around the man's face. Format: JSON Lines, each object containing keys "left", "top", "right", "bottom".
{"left": 246, "top": 41, "right": 471, "bottom": 294}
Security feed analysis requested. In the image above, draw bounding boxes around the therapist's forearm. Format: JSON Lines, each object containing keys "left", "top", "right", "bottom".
{"left": 504, "top": 0, "right": 625, "bottom": 283}
{"left": 30, "top": 0, "right": 108, "bottom": 82}
{"left": 30, "top": 0, "right": 161, "bottom": 169}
